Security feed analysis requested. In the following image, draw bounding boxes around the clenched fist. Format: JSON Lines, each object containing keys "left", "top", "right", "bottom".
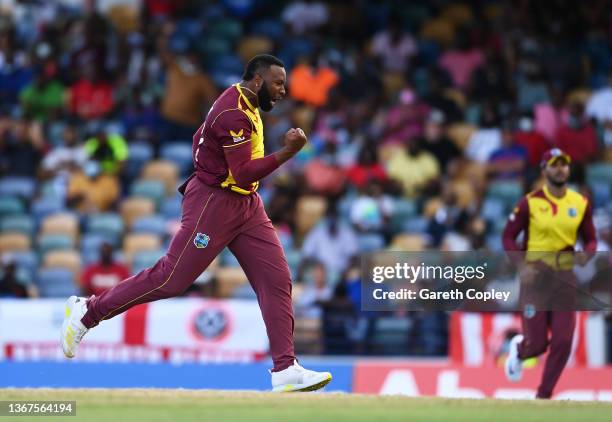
{"left": 283, "top": 128, "right": 308, "bottom": 154}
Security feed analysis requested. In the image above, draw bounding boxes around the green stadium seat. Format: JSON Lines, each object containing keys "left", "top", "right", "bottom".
{"left": 0, "top": 196, "right": 24, "bottom": 216}
{"left": 131, "top": 179, "right": 166, "bottom": 208}
{"left": 38, "top": 233, "right": 75, "bottom": 255}
{"left": 0, "top": 215, "right": 35, "bottom": 237}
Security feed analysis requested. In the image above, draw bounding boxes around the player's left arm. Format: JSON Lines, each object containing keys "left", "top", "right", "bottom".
{"left": 578, "top": 199, "right": 597, "bottom": 252}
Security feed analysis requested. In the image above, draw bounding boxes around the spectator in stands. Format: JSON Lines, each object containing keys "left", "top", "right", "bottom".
{"left": 0, "top": 256, "right": 37, "bottom": 298}
{"left": 586, "top": 71, "right": 612, "bottom": 123}
{"left": 19, "top": 62, "right": 65, "bottom": 122}
{"left": 302, "top": 204, "right": 358, "bottom": 282}
{"left": 513, "top": 114, "right": 550, "bottom": 169}
{"left": 282, "top": 0, "right": 329, "bottom": 35}
{"left": 349, "top": 180, "right": 394, "bottom": 235}
{"left": 157, "top": 22, "right": 217, "bottom": 140}
{"left": 68, "top": 64, "right": 114, "bottom": 120}
{"left": 380, "top": 88, "right": 429, "bottom": 145}
{"left": 303, "top": 142, "right": 347, "bottom": 196}
{"left": 67, "top": 161, "right": 120, "bottom": 212}
{"left": 555, "top": 101, "right": 599, "bottom": 165}
{"left": 80, "top": 243, "right": 130, "bottom": 297}
{"left": 370, "top": 15, "right": 417, "bottom": 74}
{"left": 295, "top": 259, "right": 332, "bottom": 318}
{"left": 84, "top": 127, "right": 128, "bottom": 175}
{"left": 0, "top": 25, "right": 32, "bottom": 110}
{"left": 289, "top": 55, "right": 339, "bottom": 108}
{"left": 487, "top": 122, "right": 527, "bottom": 182}
{"left": 0, "top": 118, "right": 45, "bottom": 177}
{"left": 346, "top": 143, "right": 388, "bottom": 190}
{"left": 41, "top": 123, "right": 87, "bottom": 178}
{"left": 421, "top": 109, "right": 462, "bottom": 175}
{"left": 437, "top": 28, "right": 484, "bottom": 91}
{"left": 427, "top": 185, "right": 470, "bottom": 248}
{"left": 387, "top": 137, "right": 440, "bottom": 197}
{"left": 465, "top": 101, "right": 502, "bottom": 163}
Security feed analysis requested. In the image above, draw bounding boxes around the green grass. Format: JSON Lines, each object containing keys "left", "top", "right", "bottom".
{"left": 1, "top": 389, "right": 611, "bottom": 422}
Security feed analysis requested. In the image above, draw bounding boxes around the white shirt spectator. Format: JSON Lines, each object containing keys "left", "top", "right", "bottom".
{"left": 42, "top": 145, "right": 88, "bottom": 173}
{"left": 586, "top": 87, "right": 612, "bottom": 123}
{"left": 371, "top": 30, "right": 417, "bottom": 73}
{"left": 302, "top": 219, "right": 358, "bottom": 279}
{"left": 282, "top": 1, "right": 329, "bottom": 35}
{"left": 465, "top": 128, "right": 502, "bottom": 163}
{"left": 350, "top": 195, "right": 394, "bottom": 231}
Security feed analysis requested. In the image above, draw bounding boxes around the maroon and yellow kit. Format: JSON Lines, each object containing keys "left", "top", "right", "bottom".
{"left": 193, "top": 83, "right": 278, "bottom": 195}
{"left": 502, "top": 184, "right": 597, "bottom": 399}
{"left": 82, "top": 84, "right": 296, "bottom": 372}
{"left": 502, "top": 184, "right": 596, "bottom": 253}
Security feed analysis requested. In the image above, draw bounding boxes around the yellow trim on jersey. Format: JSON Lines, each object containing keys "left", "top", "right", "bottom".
{"left": 234, "top": 83, "right": 257, "bottom": 112}
{"left": 222, "top": 139, "right": 252, "bottom": 148}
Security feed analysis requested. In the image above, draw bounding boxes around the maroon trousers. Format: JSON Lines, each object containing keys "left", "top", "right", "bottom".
{"left": 81, "top": 177, "right": 296, "bottom": 371}
{"left": 518, "top": 311, "right": 576, "bottom": 399}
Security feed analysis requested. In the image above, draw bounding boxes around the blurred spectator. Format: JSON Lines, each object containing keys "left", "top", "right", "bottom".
{"left": 68, "top": 64, "right": 114, "bottom": 120}
{"left": 534, "top": 86, "right": 567, "bottom": 142}
{"left": 295, "top": 260, "right": 332, "bottom": 318}
{"left": 465, "top": 102, "right": 501, "bottom": 163}
{"left": 487, "top": 123, "right": 527, "bottom": 181}
{"left": 513, "top": 115, "right": 549, "bottom": 169}
{"left": 302, "top": 205, "right": 358, "bottom": 281}
{"left": 158, "top": 23, "right": 216, "bottom": 140}
{"left": 0, "top": 118, "right": 45, "bottom": 176}
{"left": 346, "top": 143, "right": 387, "bottom": 190}
{"left": 289, "top": 56, "right": 339, "bottom": 107}
{"left": 303, "top": 142, "right": 346, "bottom": 196}
{"left": 427, "top": 185, "right": 470, "bottom": 248}
{"left": 437, "top": 29, "right": 484, "bottom": 91}
{"left": 586, "top": 72, "right": 612, "bottom": 123}
{"left": 370, "top": 15, "right": 417, "bottom": 74}
{"left": 421, "top": 109, "right": 461, "bottom": 174}
{"left": 380, "top": 88, "right": 428, "bottom": 145}
{"left": 84, "top": 128, "right": 128, "bottom": 175}
{"left": 282, "top": 0, "right": 329, "bottom": 35}
{"left": 0, "top": 26, "right": 33, "bottom": 110}
{"left": 0, "top": 256, "right": 37, "bottom": 298}
{"left": 67, "top": 161, "right": 120, "bottom": 212}
{"left": 555, "top": 102, "right": 598, "bottom": 164}
{"left": 80, "top": 243, "right": 130, "bottom": 297}
{"left": 41, "top": 123, "right": 87, "bottom": 177}
{"left": 19, "top": 62, "right": 64, "bottom": 121}
{"left": 350, "top": 181, "right": 394, "bottom": 234}
{"left": 387, "top": 137, "right": 439, "bottom": 197}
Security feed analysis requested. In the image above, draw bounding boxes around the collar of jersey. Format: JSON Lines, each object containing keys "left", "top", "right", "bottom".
{"left": 234, "top": 83, "right": 257, "bottom": 112}
{"left": 543, "top": 184, "right": 567, "bottom": 202}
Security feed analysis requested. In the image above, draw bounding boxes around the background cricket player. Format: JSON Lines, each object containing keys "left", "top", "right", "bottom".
{"left": 502, "top": 147, "right": 597, "bottom": 399}
{"left": 60, "top": 54, "right": 332, "bottom": 392}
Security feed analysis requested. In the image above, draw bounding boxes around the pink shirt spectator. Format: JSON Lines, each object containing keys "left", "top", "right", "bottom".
{"left": 438, "top": 49, "right": 484, "bottom": 89}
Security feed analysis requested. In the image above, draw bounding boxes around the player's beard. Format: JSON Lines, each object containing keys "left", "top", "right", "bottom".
{"left": 257, "top": 81, "right": 274, "bottom": 112}
{"left": 546, "top": 173, "right": 568, "bottom": 188}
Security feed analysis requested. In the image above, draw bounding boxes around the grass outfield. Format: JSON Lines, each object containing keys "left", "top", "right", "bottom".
{"left": 1, "top": 389, "right": 611, "bottom": 422}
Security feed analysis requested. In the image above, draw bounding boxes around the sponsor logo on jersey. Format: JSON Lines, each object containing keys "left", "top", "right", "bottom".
{"left": 230, "top": 129, "right": 245, "bottom": 143}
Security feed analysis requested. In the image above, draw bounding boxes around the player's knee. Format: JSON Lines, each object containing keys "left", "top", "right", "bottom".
{"left": 553, "top": 335, "right": 573, "bottom": 354}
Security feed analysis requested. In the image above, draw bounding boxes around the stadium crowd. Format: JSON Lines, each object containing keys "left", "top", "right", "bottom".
{"left": 0, "top": 0, "right": 611, "bottom": 358}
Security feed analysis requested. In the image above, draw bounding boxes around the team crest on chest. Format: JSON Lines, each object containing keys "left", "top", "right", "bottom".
{"left": 194, "top": 233, "right": 210, "bottom": 248}
{"left": 230, "top": 129, "right": 245, "bottom": 143}
{"left": 568, "top": 207, "right": 577, "bottom": 217}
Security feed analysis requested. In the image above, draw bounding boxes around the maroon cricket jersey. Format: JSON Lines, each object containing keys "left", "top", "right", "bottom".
{"left": 191, "top": 83, "right": 275, "bottom": 195}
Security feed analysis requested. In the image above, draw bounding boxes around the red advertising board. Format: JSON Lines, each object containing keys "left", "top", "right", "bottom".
{"left": 354, "top": 361, "right": 612, "bottom": 400}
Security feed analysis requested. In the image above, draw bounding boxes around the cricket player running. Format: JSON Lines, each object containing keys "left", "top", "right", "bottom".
{"left": 60, "top": 54, "right": 332, "bottom": 392}
{"left": 502, "top": 148, "right": 597, "bottom": 399}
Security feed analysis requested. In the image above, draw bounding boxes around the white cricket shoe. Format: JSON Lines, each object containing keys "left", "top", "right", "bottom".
{"left": 271, "top": 360, "right": 332, "bottom": 392}
{"left": 60, "top": 296, "right": 89, "bottom": 358}
{"left": 504, "top": 334, "right": 524, "bottom": 382}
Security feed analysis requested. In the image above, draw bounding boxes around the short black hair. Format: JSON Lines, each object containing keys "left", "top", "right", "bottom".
{"left": 242, "top": 54, "right": 284, "bottom": 81}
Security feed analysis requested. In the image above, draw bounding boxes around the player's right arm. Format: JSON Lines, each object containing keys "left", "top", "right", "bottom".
{"left": 502, "top": 196, "right": 529, "bottom": 251}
